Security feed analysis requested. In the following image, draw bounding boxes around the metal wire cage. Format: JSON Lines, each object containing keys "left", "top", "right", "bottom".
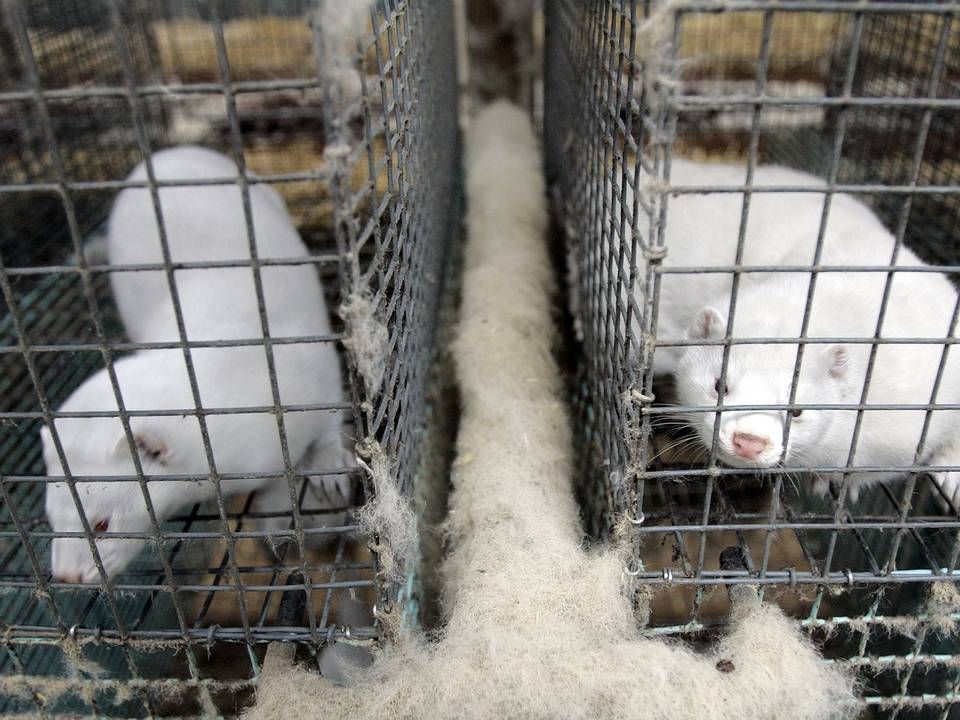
{"left": 0, "top": 0, "right": 457, "bottom": 716}
{"left": 546, "top": 0, "right": 960, "bottom": 716}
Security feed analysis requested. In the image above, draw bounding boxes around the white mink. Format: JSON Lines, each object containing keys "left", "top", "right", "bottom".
{"left": 606, "top": 159, "right": 925, "bottom": 375}
{"left": 674, "top": 269, "right": 960, "bottom": 504}
{"left": 44, "top": 147, "right": 351, "bottom": 582}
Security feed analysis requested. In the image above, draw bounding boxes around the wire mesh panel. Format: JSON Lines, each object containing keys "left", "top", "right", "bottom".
{"left": 0, "top": 0, "right": 457, "bottom": 716}
{"left": 546, "top": 0, "right": 960, "bottom": 716}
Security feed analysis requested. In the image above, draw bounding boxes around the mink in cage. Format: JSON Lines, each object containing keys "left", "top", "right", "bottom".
{"left": 547, "top": 0, "right": 960, "bottom": 712}
{"left": 0, "top": 0, "right": 458, "bottom": 715}
{"left": 550, "top": 0, "right": 960, "bottom": 535}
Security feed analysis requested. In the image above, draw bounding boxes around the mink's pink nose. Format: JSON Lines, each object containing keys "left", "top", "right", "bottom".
{"left": 731, "top": 432, "right": 769, "bottom": 460}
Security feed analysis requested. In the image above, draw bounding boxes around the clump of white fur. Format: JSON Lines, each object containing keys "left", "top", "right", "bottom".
{"left": 315, "top": 0, "right": 375, "bottom": 105}
{"left": 245, "top": 102, "right": 856, "bottom": 720}
{"left": 926, "top": 581, "right": 960, "bottom": 635}
{"left": 341, "top": 293, "right": 389, "bottom": 399}
{"left": 355, "top": 441, "right": 418, "bottom": 589}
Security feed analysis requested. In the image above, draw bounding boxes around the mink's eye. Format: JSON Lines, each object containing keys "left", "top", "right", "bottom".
{"left": 714, "top": 378, "right": 726, "bottom": 395}
{"left": 791, "top": 409, "right": 803, "bottom": 418}
{"left": 94, "top": 519, "right": 109, "bottom": 534}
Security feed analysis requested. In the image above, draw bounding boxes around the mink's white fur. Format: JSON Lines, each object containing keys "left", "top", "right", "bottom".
{"left": 107, "top": 145, "right": 313, "bottom": 344}
{"left": 613, "top": 160, "right": 925, "bottom": 375}
{"left": 44, "top": 147, "right": 350, "bottom": 582}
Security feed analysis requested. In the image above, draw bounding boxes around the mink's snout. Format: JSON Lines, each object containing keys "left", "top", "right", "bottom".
{"left": 50, "top": 538, "right": 98, "bottom": 585}
{"left": 52, "top": 570, "right": 84, "bottom": 584}
{"left": 714, "top": 414, "right": 784, "bottom": 468}
{"left": 731, "top": 432, "right": 769, "bottom": 461}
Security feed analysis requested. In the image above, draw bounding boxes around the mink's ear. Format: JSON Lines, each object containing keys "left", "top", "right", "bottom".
{"left": 823, "top": 345, "right": 850, "bottom": 380}
{"left": 116, "top": 431, "right": 170, "bottom": 464}
{"left": 687, "top": 306, "right": 725, "bottom": 341}
{"left": 135, "top": 432, "right": 170, "bottom": 463}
